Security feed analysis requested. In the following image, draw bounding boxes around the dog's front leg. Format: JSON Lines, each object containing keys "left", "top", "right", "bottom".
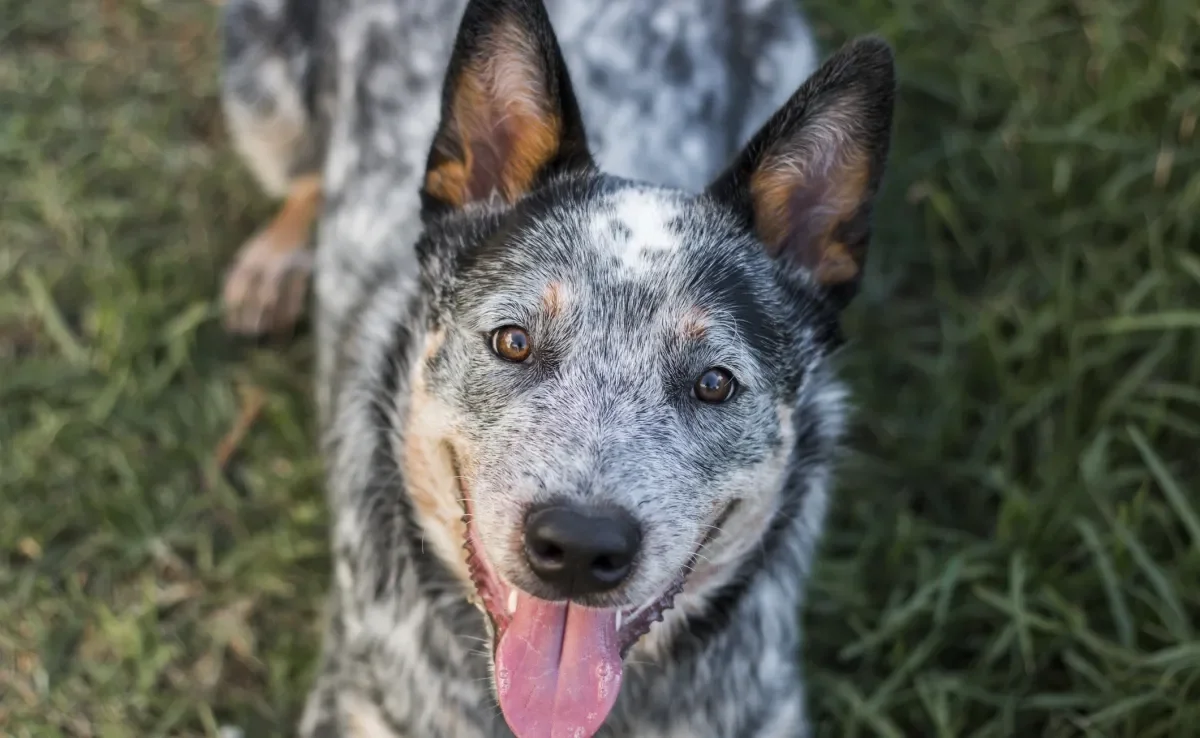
{"left": 222, "top": 174, "right": 321, "bottom": 336}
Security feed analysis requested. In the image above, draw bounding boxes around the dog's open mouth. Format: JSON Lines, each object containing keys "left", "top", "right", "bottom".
{"left": 454, "top": 457, "right": 716, "bottom": 738}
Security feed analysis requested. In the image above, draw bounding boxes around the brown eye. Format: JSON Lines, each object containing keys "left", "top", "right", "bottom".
{"left": 490, "top": 325, "right": 532, "bottom": 362}
{"left": 693, "top": 367, "right": 736, "bottom": 403}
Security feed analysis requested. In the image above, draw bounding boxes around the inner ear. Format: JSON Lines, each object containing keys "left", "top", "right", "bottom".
{"left": 750, "top": 95, "right": 877, "bottom": 285}
{"left": 709, "top": 37, "right": 895, "bottom": 306}
{"left": 424, "top": 2, "right": 592, "bottom": 211}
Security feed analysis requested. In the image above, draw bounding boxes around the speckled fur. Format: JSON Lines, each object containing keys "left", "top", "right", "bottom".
{"left": 221, "top": 0, "right": 894, "bottom": 736}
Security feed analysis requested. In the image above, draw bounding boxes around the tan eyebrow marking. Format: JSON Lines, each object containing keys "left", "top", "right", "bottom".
{"left": 540, "top": 281, "right": 566, "bottom": 318}
{"left": 679, "top": 306, "right": 709, "bottom": 341}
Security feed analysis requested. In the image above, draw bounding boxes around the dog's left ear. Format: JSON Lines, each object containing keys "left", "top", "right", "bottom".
{"left": 422, "top": 0, "right": 593, "bottom": 211}
{"left": 708, "top": 37, "right": 895, "bottom": 307}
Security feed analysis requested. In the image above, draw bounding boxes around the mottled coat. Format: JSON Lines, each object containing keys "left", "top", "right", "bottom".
{"left": 220, "top": 0, "right": 895, "bottom": 735}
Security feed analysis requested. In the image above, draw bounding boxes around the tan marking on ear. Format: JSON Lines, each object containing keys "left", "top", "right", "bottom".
{"left": 748, "top": 102, "right": 873, "bottom": 287}
{"left": 679, "top": 307, "right": 709, "bottom": 341}
{"left": 497, "top": 107, "right": 561, "bottom": 202}
{"left": 483, "top": 20, "right": 562, "bottom": 202}
{"left": 425, "top": 160, "right": 470, "bottom": 209}
{"left": 401, "top": 329, "right": 472, "bottom": 586}
{"left": 540, "top": 281, "right": 565, "bottom": 318}
{"left": 748, "top": 165, "right": 799, "bottom": 255}
{"left": 430, "top": 19, "right": 563, "bottom": 207}
{"left": 814, "top": 241, "right": 860, "bottom": 284}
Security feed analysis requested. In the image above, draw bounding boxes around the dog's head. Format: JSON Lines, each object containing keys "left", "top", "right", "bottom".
{"left": 401, "top": 1, "right": 894, "bottom": 735}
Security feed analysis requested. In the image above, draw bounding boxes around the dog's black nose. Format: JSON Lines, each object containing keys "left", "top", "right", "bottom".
{"left": 523, "top": 504, "right": 640, "bottom": 597}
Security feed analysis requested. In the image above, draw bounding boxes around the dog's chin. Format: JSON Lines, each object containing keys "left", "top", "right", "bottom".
{"left": 457, "top": 488, "right": 704, "bottom": 738}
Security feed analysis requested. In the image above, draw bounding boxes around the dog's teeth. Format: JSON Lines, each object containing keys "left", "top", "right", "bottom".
{"left": 615, "top": 610, "right": 623, "bottom": 632}
{"left": 507, "top": 590, "right": 518, "bottom": 614}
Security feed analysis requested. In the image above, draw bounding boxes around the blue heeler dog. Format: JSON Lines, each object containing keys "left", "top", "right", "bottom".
{"left": 219, "top": 0, "right": 894, "bottom": 735}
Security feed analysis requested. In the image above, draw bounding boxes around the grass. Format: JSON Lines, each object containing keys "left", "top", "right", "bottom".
{"left": 1, "top": 0, "right": 1196, "bottom": 736}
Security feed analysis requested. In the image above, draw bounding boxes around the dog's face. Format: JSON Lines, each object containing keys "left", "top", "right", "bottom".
{"left": 426, "top": 179, "right": 811, "bottom": 608}
{"left": 402, "top": 1, "right": 894, "bottom": 736}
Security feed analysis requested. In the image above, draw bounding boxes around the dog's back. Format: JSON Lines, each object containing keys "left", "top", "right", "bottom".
{"left": 221, "top": 0, "right": 816, "bottom": 334}
{"left": 539, "top": 0, "right": 818, "bottom": 189}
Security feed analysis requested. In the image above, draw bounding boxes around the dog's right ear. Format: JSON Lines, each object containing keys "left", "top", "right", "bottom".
{"left": 422, "top": 0, "right": 593, "bottom": 212}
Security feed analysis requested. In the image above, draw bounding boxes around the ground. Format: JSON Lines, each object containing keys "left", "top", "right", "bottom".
{"left": 1, "top": 0, "right": 1197, "bottom": 736}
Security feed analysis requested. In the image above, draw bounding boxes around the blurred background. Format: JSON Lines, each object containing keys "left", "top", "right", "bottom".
{"left": 1, "top": 0, "right": 1197, "bottom": 736}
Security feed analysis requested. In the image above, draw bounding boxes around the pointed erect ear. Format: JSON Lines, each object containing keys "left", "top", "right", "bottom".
{"left": 708, "top": 37, "right": 896, "bottom": 306}
{"left": 422, "top": 0, "right": 593, "bottom": 211}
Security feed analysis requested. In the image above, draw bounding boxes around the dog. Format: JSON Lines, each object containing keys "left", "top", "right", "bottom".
{"left": 220, "top": 0, "right": 894, "bottom": 735}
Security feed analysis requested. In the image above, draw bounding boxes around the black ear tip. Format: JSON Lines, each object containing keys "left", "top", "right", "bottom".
{"left": 823, "top": 35, "right": 896, "bottom": 95}
{"left": 466, "top": 0, "right": 549, "bottom": 20}
{"left": 847, "top": 35, "right": 895, "bottom": 58}
{"left": 458, "top": 0, "right": 539, "bottom": 31}
{"left": 835, "top": 35, "right": 895, "bottom": 72}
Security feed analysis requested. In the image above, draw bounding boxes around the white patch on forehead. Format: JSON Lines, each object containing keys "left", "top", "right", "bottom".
{"left": 590, "top": 188, "right": 685, "bottom": 274}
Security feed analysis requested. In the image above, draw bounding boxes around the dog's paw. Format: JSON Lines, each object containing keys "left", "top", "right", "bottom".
{"left": 222, "top": 229, "right": 314, "bottom": 337}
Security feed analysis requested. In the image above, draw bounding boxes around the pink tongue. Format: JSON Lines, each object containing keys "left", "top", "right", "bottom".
{"left": 494, "top": 597, "right": 623, "bottom": 738}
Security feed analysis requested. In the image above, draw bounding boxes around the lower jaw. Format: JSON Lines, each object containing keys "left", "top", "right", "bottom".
{"left": 451, "top": 448, "right": 734, "bottom": 737}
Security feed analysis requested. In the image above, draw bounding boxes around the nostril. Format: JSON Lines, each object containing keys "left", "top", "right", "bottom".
{"left": 529, "top": 540, "right": 565, "bottom": 565}
{"left": 589, "top": 553, "right": 631, "bottom": 583}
